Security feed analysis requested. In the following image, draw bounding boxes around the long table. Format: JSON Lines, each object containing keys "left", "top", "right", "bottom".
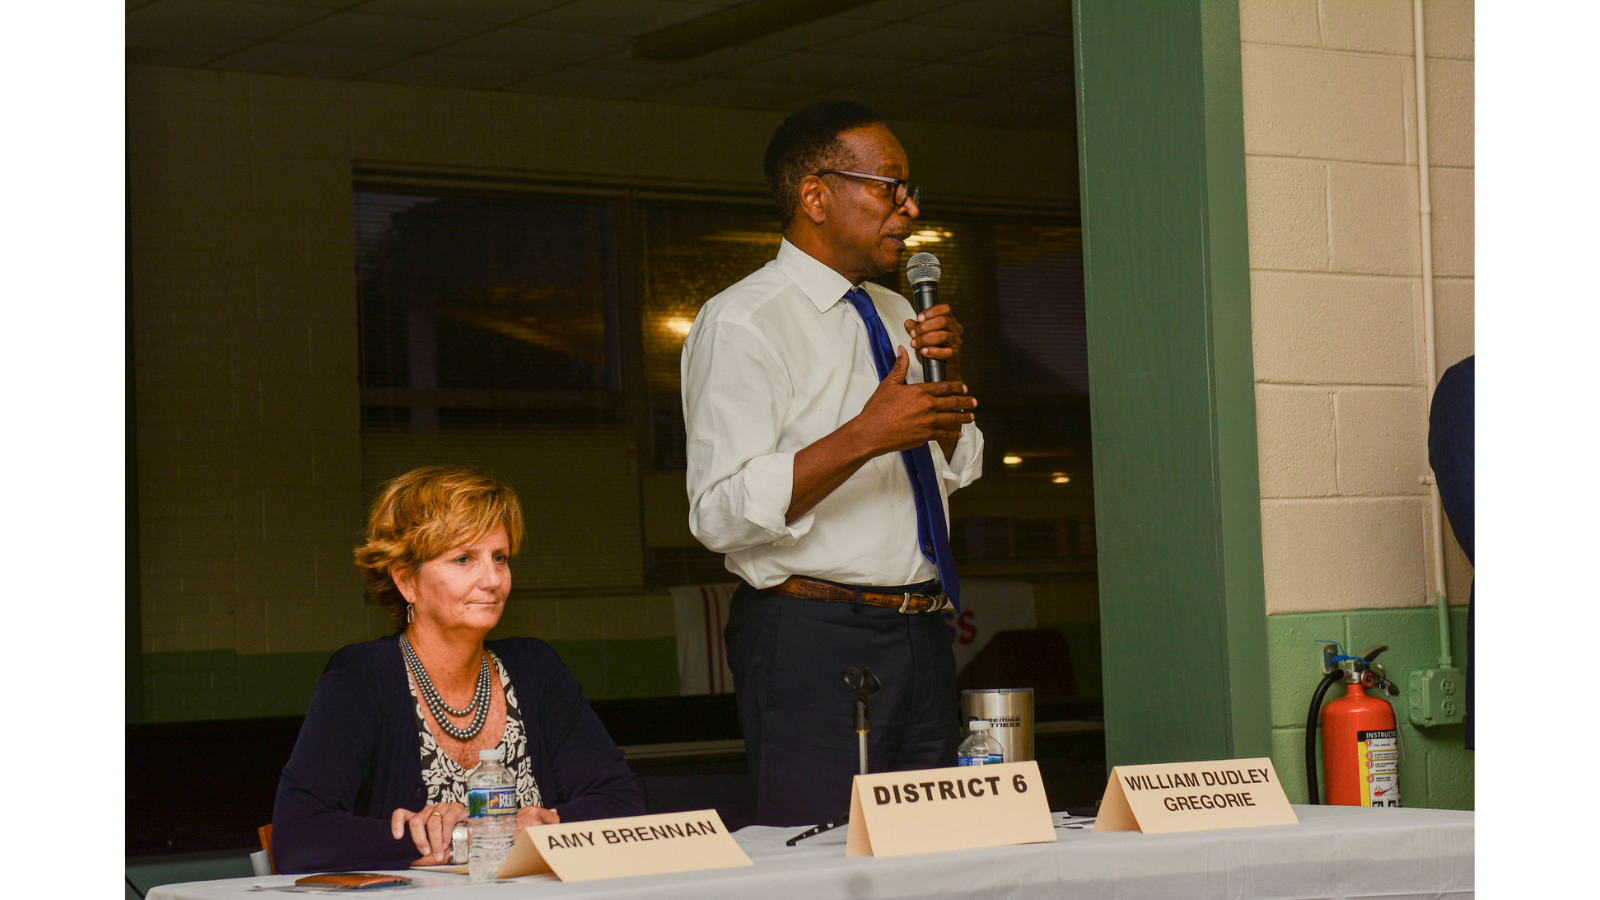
{"left": 149, "top": 805, "right": 1473, "bottom": 900}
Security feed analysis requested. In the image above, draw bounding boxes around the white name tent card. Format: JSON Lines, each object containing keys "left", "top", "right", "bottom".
{"left": 496, "top": 809, "right": 752, "bottom": 882}
{"left": 845, "top": 760, "right": 1056, "bottom": 858}
{"left": 1093, "top": 757, "right": 1298, "bottom": 834}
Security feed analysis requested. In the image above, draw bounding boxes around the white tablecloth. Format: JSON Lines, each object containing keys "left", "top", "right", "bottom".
{"left": 149, "top": 805, "right": 1473, "bottom": 900}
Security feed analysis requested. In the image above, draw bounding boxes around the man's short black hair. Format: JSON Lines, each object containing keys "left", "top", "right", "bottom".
{"left": 764, "top": 101, "right": 886, "bottom": 225}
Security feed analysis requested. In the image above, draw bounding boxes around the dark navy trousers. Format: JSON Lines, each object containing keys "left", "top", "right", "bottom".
{"left": 722, "top": 581, "right": 960, "bottom": 827}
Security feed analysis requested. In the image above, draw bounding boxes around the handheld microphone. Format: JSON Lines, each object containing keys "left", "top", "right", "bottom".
{"left": 906, "top": 251, "right": 944, "bottom": 383}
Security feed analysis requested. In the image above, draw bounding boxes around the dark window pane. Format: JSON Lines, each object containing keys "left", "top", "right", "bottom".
{"left": 356, "top": 188, "right": 618, "bottom": 428}
{"left": 638, "top": 203, "right": 782, "bottom": 469}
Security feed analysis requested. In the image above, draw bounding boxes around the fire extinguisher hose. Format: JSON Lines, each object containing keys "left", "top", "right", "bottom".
{"left": 1305, "top": 645, "right": 1389, "bottom": 805}
{"left": 1303, "top": 670, "right": 1342, "bottom": 805}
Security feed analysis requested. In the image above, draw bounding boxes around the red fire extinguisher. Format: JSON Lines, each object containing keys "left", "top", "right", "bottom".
{"left": 1306, "top": 645, "right": 1402, "bottom": 807}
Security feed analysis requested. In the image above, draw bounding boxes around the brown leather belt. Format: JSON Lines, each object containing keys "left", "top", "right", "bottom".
{"left": 767, "top": 575, "right": 952, "bottom": 614}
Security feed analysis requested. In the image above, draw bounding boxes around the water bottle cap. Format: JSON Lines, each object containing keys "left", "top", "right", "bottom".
{"left": 969, "top": 719, "right": 990, "bottom": 729}
{"left": 479, "top": 748, "right": 504, "bottom": 761}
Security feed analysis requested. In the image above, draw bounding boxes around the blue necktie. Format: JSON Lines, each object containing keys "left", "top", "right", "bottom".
{"left": 844, "top": 287, "right": 961, "bottom": 610}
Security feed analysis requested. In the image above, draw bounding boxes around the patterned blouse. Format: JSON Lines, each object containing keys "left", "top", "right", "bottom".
{"left": 410, "top": 651, "right": 543, "bottom": 809}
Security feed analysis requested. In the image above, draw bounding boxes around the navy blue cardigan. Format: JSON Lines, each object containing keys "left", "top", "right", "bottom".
{"left": 271, "top": 634, "right": 644, "bottom": 873}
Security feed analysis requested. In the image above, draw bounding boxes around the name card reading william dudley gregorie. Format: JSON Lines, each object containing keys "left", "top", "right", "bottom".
{"left": 1094, "top": 758, "right": 1298, "bottom": 834}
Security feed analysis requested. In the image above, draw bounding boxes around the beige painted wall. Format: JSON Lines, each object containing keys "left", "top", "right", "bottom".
{"left": 1239, "top": 0, "right": 1474, "bottom": 614}
{"left": 127, "top": 64, "right": 1077, "bottom": 656}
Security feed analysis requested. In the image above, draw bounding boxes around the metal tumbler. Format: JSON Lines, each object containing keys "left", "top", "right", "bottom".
{"left": 960, "top": 687, "right": 1034, "bottom": 763}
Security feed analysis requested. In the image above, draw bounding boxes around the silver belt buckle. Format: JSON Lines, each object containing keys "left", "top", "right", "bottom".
{"left": 899, "top": 591, "right": 948, "bottom": 614}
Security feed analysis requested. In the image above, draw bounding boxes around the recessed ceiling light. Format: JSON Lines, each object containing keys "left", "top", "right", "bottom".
{"left": 904, "top": 228, "right": 952, "bottom": 247}
{"left": 1003, "top": 454, "right": 1022, "bottom": 466}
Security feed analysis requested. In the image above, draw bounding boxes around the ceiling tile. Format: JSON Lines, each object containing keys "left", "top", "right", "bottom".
{"left": 938, "top": 74, "right": 1075, "bottom": 129}
{"left": 912, "top": 0, "right": 1070, "bottom": 34}
{"left": 519, "top": 0, "right": 720, "bottom": 37}
{"left": 788, "top": 86, "right": 927, "bottom": 119}
{"left": 355, "top": 0, "right": 568, "bottom": 23}
{"left": 276, "top": 11, "right": 491, "bottom": 53}
{"left": 838, "top": 0, "right": 967, "bottom": 22}
{"left": 126, "top": 0, "right": 328, "bottom": 41}
{"left": 127, "top": 26, "right": 257, "bottom": 58}
{"left": 360, "top": 53, "right": 560, "bottom": 89}
{"left": 870, "top": 61, "right": 1032, "bottom": 98}
{"left": 814, "top": 21, "right": 1018, "bottom": 60}
{"left": 603, "top": 45, "right": 786, "bottom": 76}
{"left": 724, "top": 51, "right": 915, "bottom": 89}
{"left": 993, "top": 72, "right": 1074, "bottom": 105}
{"left": 265, "top": 0, "right": 366, "bottom": 8}
{"left": 953, "top": 32, "right": 1070, "bottom": 72}
{"left": 128, "top": 46, "right": 233, "bottom": 66}
{"left": 643, "top": 75, "right": 814, "bottom": 110}
{"left": 437, "top": 25, "right": 627, "bottom": 65}
{"left": 743, "top": 15, "right": 874, "bottom": 51}
{"left": 506, "top": 63, "right": 700, "bottom": 99}
{"left": 207, "top": 40, "right": 412, "bottom": 77}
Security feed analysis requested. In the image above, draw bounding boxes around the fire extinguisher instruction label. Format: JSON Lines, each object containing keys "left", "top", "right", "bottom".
{"left": 1356, "top": 730, "right": 1400, "bottom": 807}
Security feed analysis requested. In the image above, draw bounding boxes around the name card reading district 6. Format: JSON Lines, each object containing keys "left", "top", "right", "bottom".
{"left": 496, "top": 809, "right": 752, "bottom": 882}
{"left": 1094, "top": 757, "right": 1298, "bottom": 834}
{"left": 847, "top": 760, "right": 1056, "bottom": 857}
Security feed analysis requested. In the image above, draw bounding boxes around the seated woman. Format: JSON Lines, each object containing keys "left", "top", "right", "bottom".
{"left": 272, "top": 466, "right": 645, "bottom": 873}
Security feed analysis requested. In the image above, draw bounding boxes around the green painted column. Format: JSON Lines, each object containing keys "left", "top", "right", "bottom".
{"left": 1073, "top": 0, "right": 1269, "bottom": 765}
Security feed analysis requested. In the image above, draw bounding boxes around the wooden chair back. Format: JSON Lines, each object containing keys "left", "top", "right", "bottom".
{"left": 257, "top": 824, "right": 275, "bottom": 874}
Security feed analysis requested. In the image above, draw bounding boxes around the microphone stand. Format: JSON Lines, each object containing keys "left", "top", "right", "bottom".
{"left": 786, "top": 667, "right": 881, "bottom": 847}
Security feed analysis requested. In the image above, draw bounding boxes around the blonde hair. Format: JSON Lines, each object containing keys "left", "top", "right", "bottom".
{"left": 355, "top": 466, "right": 525, "bottom": 628}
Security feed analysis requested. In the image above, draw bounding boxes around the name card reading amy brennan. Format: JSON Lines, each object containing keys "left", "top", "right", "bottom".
{"left": 496, "top": 810, "right": 752, "bottom": 882}
{"left": 1094, "top": 757, "right": 1298, "bottom": 835}
{"left": 846, "top": 760, "right": 1056, "bottom": 857}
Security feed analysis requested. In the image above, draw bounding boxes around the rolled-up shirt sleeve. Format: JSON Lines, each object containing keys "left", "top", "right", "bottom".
{"left": 936, "top": 420, "right": 984, "bottom": 492}
{"left": 682, "top": 316, "right": 816, "bottom": 553}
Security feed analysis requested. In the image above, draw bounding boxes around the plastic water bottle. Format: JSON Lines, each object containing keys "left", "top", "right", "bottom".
{"left": 467, "top": 748, "right": 517, "bottom": 882}
{"left": 957, "top": 719, "right": 1005, "bottom": 766}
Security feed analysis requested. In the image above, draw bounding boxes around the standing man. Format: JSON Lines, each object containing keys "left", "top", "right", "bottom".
{"left": 680, "top": 102, "right": 983, "bottom": 826}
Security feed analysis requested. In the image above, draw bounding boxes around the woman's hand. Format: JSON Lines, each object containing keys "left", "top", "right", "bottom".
{"left": 391, "top": 802, "right": 468, "bottom": 864}
{"left": 516, "top": 806, "right": 560, "bottom": 829}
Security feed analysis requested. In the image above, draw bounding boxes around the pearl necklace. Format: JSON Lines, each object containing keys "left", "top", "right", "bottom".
{"left": 400, "top": 633, "right": 492, "bottom": 741}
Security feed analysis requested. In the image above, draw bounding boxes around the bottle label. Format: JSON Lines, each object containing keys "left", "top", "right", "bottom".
{"left": 1356, "top": 729, "right": 1401, "bottom": 808}
{"left": 958, "top": 754, "right": 1005, "bottom": 766}
{"left": 468, "top": 786, "right": 517, "bottom": 817}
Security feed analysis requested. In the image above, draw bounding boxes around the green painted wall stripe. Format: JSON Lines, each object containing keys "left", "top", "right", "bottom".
{"left": 1073, "top": 0, "right": 1269, "bottom": 767}
{"left": 137, "top": 627, "right": 1110, "bottom": 723}
{"left": 138, "top": 639, "right": 683, "bottom": 723}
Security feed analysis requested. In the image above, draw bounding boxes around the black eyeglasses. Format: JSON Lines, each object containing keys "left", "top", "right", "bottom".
{"left": 811, "top": 169, "right": 921, "bottom": 207}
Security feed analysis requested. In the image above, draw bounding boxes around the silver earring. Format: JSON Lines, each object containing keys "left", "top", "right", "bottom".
{"left": 406, "top": 603, "right": 414, "bottom": 624}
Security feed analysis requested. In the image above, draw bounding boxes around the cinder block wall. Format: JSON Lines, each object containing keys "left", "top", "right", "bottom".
{"left": 1238, "top": 0, "right": 1474, "bottom": 807}
{"left": 127, "top": 64, "right": 1078, "bottom": 719}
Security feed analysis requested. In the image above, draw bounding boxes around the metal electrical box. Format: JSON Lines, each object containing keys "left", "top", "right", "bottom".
{"left": 1407, "top": 666, "right": 1466, "bottom": 727}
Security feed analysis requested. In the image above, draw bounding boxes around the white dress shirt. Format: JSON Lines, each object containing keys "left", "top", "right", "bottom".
{"left": 681, "top": 238, "right": 984, "bottom": 589}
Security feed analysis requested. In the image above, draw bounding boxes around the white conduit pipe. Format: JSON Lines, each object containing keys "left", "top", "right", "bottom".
{"left": 1412, "top": 0, "right": 1453, "bottom": 668}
